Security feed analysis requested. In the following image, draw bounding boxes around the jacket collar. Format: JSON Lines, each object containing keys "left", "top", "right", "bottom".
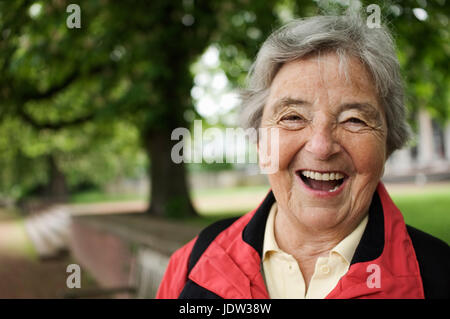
{"left": 242, "top": 190, "right": 275, "bottom": 257}
{"left": 351, "top": 190, "right": 384, "bottom": 264}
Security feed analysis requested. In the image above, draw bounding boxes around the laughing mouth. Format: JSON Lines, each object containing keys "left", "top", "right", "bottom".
{"left": 297, "top": 170, "right": 347, "bottom": 192}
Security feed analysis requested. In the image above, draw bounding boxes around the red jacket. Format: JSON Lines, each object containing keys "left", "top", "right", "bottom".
{"left": 157, "top": 183, "right": 449, "bottom": 299}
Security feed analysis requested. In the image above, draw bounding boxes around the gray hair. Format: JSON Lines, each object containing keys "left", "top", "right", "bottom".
{"left": 240, "top": 14, "right": 410, "bottom": 155}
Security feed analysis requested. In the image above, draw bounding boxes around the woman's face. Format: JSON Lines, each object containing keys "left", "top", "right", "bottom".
{"left": 259, "top": 52, "right": 388, "bottom": 232}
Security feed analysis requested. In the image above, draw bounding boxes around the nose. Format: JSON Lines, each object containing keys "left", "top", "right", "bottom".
{"left": 304, "top": 121, "right": 340, "bottom": 160}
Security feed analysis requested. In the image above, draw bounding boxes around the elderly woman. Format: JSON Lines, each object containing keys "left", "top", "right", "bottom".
{"left": 157, "top": 14, "right": 449, "bottom": 299}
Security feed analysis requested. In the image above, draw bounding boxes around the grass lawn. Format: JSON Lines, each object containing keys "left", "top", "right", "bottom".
{"left": 389, "top": 186, "right": 450, "bottom": 244}
{"left": 70, "top": 191, "right": 145, "bottom": 204}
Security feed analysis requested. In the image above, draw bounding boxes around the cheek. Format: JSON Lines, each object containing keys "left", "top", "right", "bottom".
{"left": 276, "top": 130, "right": 305, "bottom": 169}
{"left": 262, "top": 130, "right": 304, "bottom": 200}
{"left": 344, "top": 133, "right": 386, "bottom": 178}
{"left": 258, "top": 128, "right": 304, "bottom": 171}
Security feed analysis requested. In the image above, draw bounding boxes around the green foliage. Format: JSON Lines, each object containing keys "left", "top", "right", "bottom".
{"left": 0, "top": 113, "right": 146, "bottom": 199}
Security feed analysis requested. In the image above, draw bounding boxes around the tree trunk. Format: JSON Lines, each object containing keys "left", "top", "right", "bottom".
{"left": 46, "top": 154, "right": 69, "bottom": 202}
{"left": 144, "top": 128, "right": 196, "bottom": 218}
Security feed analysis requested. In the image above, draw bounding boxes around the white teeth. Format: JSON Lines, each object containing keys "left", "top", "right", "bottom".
{"left": 301, "top": 170, "right": 345, "bottom": 181}
{"left": 329, "top": 185, "right": 340, "bottom": 192}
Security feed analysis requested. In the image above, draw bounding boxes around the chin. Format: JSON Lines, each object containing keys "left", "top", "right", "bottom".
{"left": 292, "top": 206, "right": 346, "bottom": 231}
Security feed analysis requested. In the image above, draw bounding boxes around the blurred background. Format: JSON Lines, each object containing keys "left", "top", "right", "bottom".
{"left": 0, "top": 0, "right": 448, "bottom": 298}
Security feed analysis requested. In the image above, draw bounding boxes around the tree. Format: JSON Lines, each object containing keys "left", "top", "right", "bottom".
{"left": 0, "top": 0, "right": 281, "bottom": 217}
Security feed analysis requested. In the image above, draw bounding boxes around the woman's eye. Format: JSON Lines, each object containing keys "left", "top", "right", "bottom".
{"left": 281, "top": 115, "right": 304, "bottom": 121}
{"left": 345, "top": 117, "right": 366, "bottom": 125}
{"left": 278, "top": 114, "right": 307, "bottom": 130}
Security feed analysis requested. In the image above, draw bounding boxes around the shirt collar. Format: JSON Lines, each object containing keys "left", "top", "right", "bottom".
{"left": 262, "top": 202, "right": 280, "bottom": 260}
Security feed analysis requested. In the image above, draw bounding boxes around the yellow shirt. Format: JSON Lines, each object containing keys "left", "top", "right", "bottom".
{"left": 262, "top": 202, "right": 368, "bottom": 299}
